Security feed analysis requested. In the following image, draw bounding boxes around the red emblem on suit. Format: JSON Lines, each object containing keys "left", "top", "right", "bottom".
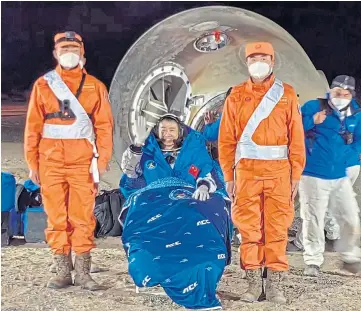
{"left": 188, "top": 165, "right": 200, "bottom": 178}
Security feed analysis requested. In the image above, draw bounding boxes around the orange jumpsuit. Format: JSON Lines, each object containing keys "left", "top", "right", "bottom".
{"left": 24, "top": 65, "right": 114, "bottom": 255}
{"left": 218, "top": 75, "right": 305, "bottom": 271}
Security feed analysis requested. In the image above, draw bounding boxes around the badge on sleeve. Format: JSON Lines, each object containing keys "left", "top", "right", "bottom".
{"left": 188, "top": 165, "right": 200, "bottom": 178}
{"left": 146, "top": 160, "right": 157, "bottom": 170}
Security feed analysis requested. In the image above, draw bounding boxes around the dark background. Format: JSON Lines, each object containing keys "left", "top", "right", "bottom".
{"left": 2, "top": 1, "right": 361, "bottom": 94}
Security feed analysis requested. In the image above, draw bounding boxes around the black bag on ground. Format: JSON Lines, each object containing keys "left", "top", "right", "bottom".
{"left": 16, "top": 184, "right": 31, "bottom": 213}
{"left": 94, "top": 189, "right": 124, "bottom": 238}
{"left": 15, "top": 183, "right": 42, "bottom": 213}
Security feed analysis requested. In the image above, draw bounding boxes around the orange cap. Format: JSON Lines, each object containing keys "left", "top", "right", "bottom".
{"left": 54, "top": 31, "right": 84, "bottom": 54}
{"left": 245, "top": 42, "right": 274, "bottom": 59}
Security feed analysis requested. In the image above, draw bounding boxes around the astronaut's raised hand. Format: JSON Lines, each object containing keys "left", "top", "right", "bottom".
{"left": 134, "top": 116, "right": 152, "bottom": 146}
{"left": 192, "top": 185, "right": 210, "bottom": 201}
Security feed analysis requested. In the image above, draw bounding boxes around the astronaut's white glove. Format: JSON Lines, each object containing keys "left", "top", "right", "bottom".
{"left": 192, "top": 185, "right": 210, "bottom": 201}
{"left": 134, "top": 116, "right": 152, "bottom": 146}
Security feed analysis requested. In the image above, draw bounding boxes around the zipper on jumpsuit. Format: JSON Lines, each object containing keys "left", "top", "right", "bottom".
{"left": 172, "top": 137, "right": 189, "bottom": 176}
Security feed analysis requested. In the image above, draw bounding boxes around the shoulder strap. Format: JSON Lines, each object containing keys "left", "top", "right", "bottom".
{"left": 45, "top": 72, "right": 88, "bottom": 120}
{"left": 318, "top": 98, "right": 332, "bottom": 114}
{"left": 45, "top": 111, "right": 92, "bottom": 120}
{"left": 225, "top": 83, "right": 249, "bottom": 102}
{"left": 225, "top": 87, "right": 233, "bottom": 99}
{"left": 75, "top": 73, "right": 86, "bottom": 99}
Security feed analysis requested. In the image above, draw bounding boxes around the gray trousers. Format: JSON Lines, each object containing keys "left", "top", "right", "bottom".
{"left": 299, "top": 170, "right": 361, "bottom": 266}
{"left": 294, "top": 165, "right": 360, "bottom": 249}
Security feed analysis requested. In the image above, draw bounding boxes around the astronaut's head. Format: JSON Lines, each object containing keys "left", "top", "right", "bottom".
{"left": 153, "top": 114, "right": 185, "bottom": 150}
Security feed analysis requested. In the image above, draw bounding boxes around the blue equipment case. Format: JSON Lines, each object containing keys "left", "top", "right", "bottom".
{"left": 23, "top": 206, "right": 47, "bottom": 243}
{"left": 1, "top": 172, "right": 16, "bottom": 246}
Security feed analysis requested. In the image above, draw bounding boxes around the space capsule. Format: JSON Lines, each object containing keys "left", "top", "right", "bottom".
{"left": 109, "top": 6, "right": 329, "bottom": 165}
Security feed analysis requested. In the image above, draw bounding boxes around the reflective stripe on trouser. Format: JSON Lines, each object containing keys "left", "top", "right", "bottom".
{"left": 39, "top": 163, "right": 97, "bottom": 255}
{"left": 232, "top": 175, "right": 294, "bottom": 271}
{"left": 299, "top": 175, "right": 361, "bottom": 266}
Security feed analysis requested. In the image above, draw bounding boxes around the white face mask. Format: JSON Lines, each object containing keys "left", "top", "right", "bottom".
{"left": 248, "top": 62, "right": 272, "bottom": 80}
{"left": 58, "top": 52, "right": 80, "bottom": 69}
{"left": 331, "top": 98, "right": 351, "bottom": 110}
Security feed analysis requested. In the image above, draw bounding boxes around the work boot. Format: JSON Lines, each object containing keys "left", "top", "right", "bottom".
{"left": 265, "top": 270, "right": 287, "bottom": 304}
{"left": 50, "top": 254, "right": 101, "bottom": 273}
{"left": 240, "top": 269, "right": 263, "bottom": 302}
{"left": 286, "top": 241, "right": 303, "bottom": 252}
{"left": 74, "top": 253, "right": 102, "bottom": 291}
{"left": 47, "top": 254, "right": 73, "bottom": 289}
{"left": 50, "top": 251, "right": 73, "bottom": 273}
{"left": 342, "top": 261, "right": 361, "bottom": 274}
{"left": 303, "top": 265, "right": 320, "bottom": 277}
{"left": 89, "top": 261, "right": 102, "bottom": 273}
{"left": 325, "top": 238, "right": 338, "bottom": 252}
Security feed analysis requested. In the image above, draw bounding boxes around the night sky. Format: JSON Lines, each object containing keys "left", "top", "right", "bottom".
{"left": 2, "top": 1, "right": 361, "bottom": 94}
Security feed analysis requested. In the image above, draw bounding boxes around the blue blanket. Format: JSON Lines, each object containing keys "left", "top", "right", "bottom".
{"left": 119, "top": 177, "right": 232, "bottom": 309}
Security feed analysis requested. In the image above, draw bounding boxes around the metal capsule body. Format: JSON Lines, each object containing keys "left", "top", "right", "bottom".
{"left": 109, "top": 6, "right": 328, "bottom": 165}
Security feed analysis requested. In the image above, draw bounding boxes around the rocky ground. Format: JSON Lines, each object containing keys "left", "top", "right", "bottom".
{"left": 2, "top": 244, "right": 361, "bottom": 311}
{"left": 1, "top": 106, "right": 361, "bottom": 311}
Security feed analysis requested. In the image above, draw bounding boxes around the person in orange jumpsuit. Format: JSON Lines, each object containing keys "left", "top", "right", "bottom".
{"left": 218, "top": 42, "right": 305, "bottom": 304}
{"left": 24, "top": 31, "right": 113, "bottom": 290}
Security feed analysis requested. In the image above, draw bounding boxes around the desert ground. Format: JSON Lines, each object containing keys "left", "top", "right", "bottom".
{"left": 1, "top": 102, "right": 361, "bottom": 311}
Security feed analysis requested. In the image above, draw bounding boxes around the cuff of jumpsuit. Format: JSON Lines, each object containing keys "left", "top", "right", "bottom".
{"left": 196, "top": 179, "right": 211, "bottom": 190}
{"left": 97, "top": 156, "right": 109, "bottom": 171}
{"left": 97, "top": 161, "right": 108, "bottom": 171}
{"left": 223, "top": 171, "right": 234, "bottom": 182}
{"left": 29, "top": 163, "right": 39, "bottom": 172}
{"left": 130, "top": 144, "right": 143, "bottom": 154}
{"left": 291, "top": 171, "right": 302, "bottom": 181}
